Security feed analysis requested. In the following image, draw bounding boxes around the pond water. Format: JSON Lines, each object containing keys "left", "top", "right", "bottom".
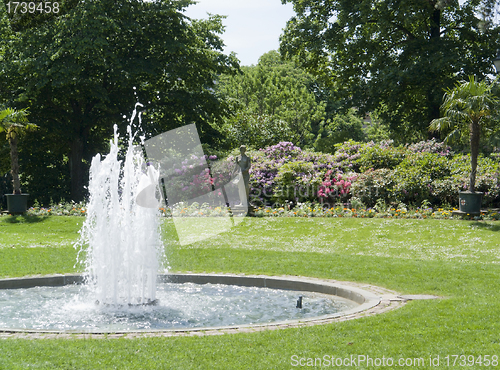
{"left": 0, "top": 282, "right": 357, "bottom": 332}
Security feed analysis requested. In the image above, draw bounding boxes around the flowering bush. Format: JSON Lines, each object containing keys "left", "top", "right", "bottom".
{"left": 318, "top": 171, "right": 357, "bottom": 203}
{"left": 260, "top": 141, "right": 302, "bottom": 161}
{"left": 406, "top": 138, "right": 453, "bottom": 157}
{"left": 273, "top": 161, "right": 322, "bottom": 203}
{"left": 332, "top": 140, "right": 406, "bottom": 172}
{"left": 350, "top": 168, "right": 394, "bottom": 207}
{"left": 332, "top": 140, "right": 364, "bottom": 171}
{"left": 247, "top": 139, "right": 499, "bottom": 209}
{"left": 159, "top": 154, "right": 236, "bottom": 204}
{"left": 17, "top": 139, "right": 499, "bottom": 215}
{"left": 249, "top": 142, "right": 339, "bottom": 205}
{"left": 391, "top": 153, "right": 451, "bottom": 205}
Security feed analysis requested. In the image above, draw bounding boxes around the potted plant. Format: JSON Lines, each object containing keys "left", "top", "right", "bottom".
{"left": 430, "top": 76, "right": 498, "bottom": 214}
{"left": 0, "top": 107, "right": 37, "bottom": 213}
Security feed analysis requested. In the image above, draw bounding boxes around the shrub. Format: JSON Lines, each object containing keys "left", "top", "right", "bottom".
{"left": 350, "top": 168, "right": 394, "bottom": 207}
{"left": 429, "top": 178, "right": 459, "bottom": 206}
{"left": 356, "top": 143, "right": 406, "bottom": 172}
{"left": 332, "top": 140, "right": 406, "bottom": 172}
{"left": 318, "top": 170, "right": 357, "bottom": 204}
{"left": 273, "top": 161, "right": 321, "bottom": 203}
{"left": 332, "top": 140, "right": 364, "bottom": 172}
{"left": 249, "top": 142, "right": 340, "bottom": 205}
{"left": 259, "top": 141, "right": 302, "bottom": 161}
{"left": 246, "top": 139, "right": 500, "bottom": 209}
{"left": 392, "top": 153, "right": 451, "bottom": 205}
{"left": 406, "top": 138, "right": 454, "bottom": 157}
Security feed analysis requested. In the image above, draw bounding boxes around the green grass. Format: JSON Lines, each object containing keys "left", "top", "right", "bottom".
{"left": 1, "top": 216, "right": 500, "bottom": 369}
{"left": 0, "top": 215, "right": 82, "bottom": 277}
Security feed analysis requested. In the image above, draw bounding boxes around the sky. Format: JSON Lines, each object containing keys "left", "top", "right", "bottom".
{"left": 183, "top": 0, "right": 296, "bottom": 66}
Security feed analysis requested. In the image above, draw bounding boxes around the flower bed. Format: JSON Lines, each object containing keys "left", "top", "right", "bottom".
{"left": 2, "top": 200, "right": 496, "bottom": 222}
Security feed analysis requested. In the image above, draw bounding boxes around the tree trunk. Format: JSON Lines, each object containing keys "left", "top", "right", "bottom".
{"left": 427, "top": 6, "right": 442, "bottom": 139}
{"left": 430, "top": 7, "right": 441, "bottom": 40}
{"left": 469, "top": 120, "right": 480, "bottom": 192}
{"left": 9, "top": 134, "right": 21, "bottom": 194}
{"left": 70, "top": 137, "right": 85, "bottom": 201}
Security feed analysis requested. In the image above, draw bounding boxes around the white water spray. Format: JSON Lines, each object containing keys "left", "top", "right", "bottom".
{"left": 77, "top": 105, "right": 163, "bottom": 305}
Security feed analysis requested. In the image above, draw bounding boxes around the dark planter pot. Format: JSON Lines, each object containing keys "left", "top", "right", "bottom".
{"left": 5, "top": 194, "right": 29, "bottom": 214}
{"left": 459, "top": 191, "right": 483, "bottom": 214}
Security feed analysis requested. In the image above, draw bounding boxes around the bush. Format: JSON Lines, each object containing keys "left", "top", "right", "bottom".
{"left": 318, "top": 171, "right": 357, "bottom": 205}
{"left": 273, "top": 161, "right": 321, "bottom": 203}
{"left": 259, "top": 141, "right": 302, "bottom": 161}
{"left": 406, "top": 138, "right": 454, "bottom": 157}
{"left": 246, "top": 139, "right": 500, "bottom": 209}
{"left": 392, "top": 153, "right": 451, "bottom": 205}
{"left": 332, "top": 140, "right": 363, "bottom": 172}
{"left": 356, "top": 143, "right": 406, "bottom": 172}
{"left": 350, "top": 168, "right": 394, "bottom": 207}
{"left": 249, "top": 142, "right": 340, "bottom": 205}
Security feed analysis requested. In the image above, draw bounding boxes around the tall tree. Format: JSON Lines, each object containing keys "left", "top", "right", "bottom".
{"left": 280, "top": 0, "right": 500, "bottom": 143}
{"left": 217, "top": 50, "right": 326, "bottom": 148}
{"left": 1, "top": 0, "right": 238, "bottom": 201}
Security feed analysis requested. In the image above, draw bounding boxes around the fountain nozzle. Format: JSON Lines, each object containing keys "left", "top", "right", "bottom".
{"left": 296, "top": 296, "right": 303, "bottom": 309}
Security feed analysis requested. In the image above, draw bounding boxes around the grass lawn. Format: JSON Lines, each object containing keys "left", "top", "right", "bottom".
{"left": 1, "top": 215, "right": 500, "bottom": 369}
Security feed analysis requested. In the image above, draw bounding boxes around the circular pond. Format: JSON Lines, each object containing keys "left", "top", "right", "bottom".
{"left": 0, "top": 274, "right": 382, "bottom": 334}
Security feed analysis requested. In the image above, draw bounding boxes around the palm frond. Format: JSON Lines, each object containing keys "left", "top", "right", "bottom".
{"left": 444, "top": 128, "right": 463, "bottom": 145}
{"left": 429, "top": 117, "right": 453, "bottom": 132}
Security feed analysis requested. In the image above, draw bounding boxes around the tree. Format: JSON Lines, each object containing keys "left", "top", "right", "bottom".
{"left": 314, "top": 108, "right": 366, "bottom": 153}
{"left": 1, "top": 0, "right": 238, "bottom": 201}
{"left": 0, "top": 107, "right": 37, "bottom": 194}
{"left": 280, "top": 0, "right": 500, "bottom": 143}
{"left": 217, "top": 50, "right": 326, "bottom": 149}
{"left": 429, "top": 76, "right": 498, "bottom": 192}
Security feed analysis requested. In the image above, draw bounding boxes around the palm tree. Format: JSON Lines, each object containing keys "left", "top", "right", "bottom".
{"left": 429, "top": 76, "right": 498, "bottom": 193}
{"left": 0, "top": 107, "right": 37, "bottom": 194}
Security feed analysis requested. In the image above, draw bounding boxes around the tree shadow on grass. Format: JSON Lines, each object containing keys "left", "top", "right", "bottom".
{"left": 469, "top": 221, "right": 500, "bottom": 232}
{"left": 3, "top": 214, "right": 49, "bottom": 224}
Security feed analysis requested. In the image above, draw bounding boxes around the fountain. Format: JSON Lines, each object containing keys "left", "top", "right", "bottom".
{"left": 0, "top": 106, "right": 395, "bottom": 335}
{"left": 76, "top": 104, "right": 163, "bottom": 306}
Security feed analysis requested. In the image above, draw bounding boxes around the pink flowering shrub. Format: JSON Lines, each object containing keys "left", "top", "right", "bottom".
{"left": 249, "top": 142, "right": 341, "bottom": 205}
{"left": 318, "top": 171, "right": 357, "bottom": 202}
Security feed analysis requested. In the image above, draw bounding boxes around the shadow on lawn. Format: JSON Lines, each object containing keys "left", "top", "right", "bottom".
{"left": 470, "top": 221, "right": 500, "bottom": 232}
{"left": 3, "top": 214, "right": 49, "bottom": 224}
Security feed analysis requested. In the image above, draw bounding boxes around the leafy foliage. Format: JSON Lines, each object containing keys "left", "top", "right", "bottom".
{"left": 355, "top": 142, "right": 406, "bottom": 172}
{"left": 314, "top": 108, "right": 366, "bottom": 153}
{"left": 248, "top": 142, "right": 339, "bottom": 205}
{"left": 217, "top": 51, "right": 326, "bottom": 149}
{"left": 280, "top": 0, "right": 500, "bottom": 142}
{"left": 1, "top": 0, "right": 238, "bottom": 201}
{"left": 245, "top": 139, "right": 500, "bottom": 209}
